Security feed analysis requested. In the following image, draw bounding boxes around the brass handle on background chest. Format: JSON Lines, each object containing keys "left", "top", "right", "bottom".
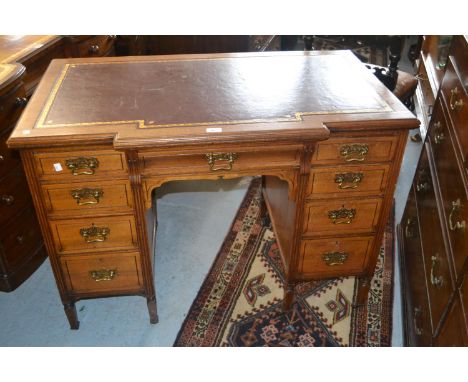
{"left": 322, "top": 252, "right": 349, "bottom": 266}
{"left": 430, "top": 254, "right": 444, "bottom": 288}
{"left": 15, "top": 97, "right": 28, "bottom": 107}
{"left": 339, "top": 144, "right": 369, "bottom": 162}
{"left": 449, "top": 87, "right": 464, "bottom": 111}
{"left": 89, "top": 269, "right": 117, "bottom": 282}
{"left": 1, "top": 194, "right": 14, "bottom": 205}
{"left": 405, "top": 217, "right": 416, "bottom": 238}
{"left": 413, "top": 307, "right": 423, "bottom": 336}
{"left": 65, "top": 157, "right": 99, "bottom": 175}
{"left": 89, "top": 44, "right": 100, "bottom": 54}
{"left": 79, "top": 224, "right": 110, "bottom": 243}
{"left": 205, "top": 153, "right": 238, "bottom": 171}
{"left": 328, "top": 206, "right": 356, "bottom": 224}
{"left": 448, "top": 199, "right": 465, "bottom": 232}
{"left": 71, "top": 188, "right": 104, "bottom": 205}
{"left": 432, "top": 122, "right": 445, "bottom": 144}
{"left": 334, "top": 172, "right": 363, "bottom": 189}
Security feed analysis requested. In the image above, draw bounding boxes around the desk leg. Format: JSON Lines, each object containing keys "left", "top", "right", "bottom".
{"left": 63, "top": 302, "right": 80, "bottom": 330}
{"left": 354, "top": 275, "right": 371, "bottom": 307}
{"left": 283, "top": 282, "right": 296, "bottom": 311}
{"left": 147, "top": 295, "right": 159, "bottom": 324}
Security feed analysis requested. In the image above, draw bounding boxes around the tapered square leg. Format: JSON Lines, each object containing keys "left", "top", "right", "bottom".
{"left": 64, "top": 302, "right": 80, "bottom": 330}
{"left": 147, "top": 296, "right": 159, "bottom": 324}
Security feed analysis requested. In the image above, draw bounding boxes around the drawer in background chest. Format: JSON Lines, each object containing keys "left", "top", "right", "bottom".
{"left": 302, "top": 198, "right": 382, "bottom": 237}
{"left": 0, "top": 128, "right": 21, "bottom": 179}
{"left": 33, "top": 149, "right": 127, "bottom": 180}
{"left": 0, "top": 207, "right": 43, "bottom": 270}
{"left": 0, "top": 167, "right": 32, "bottom": 226}
{"left": 59, "top": 251, "right": 143, "bottom": 294}
{"left": 49, "top": 215, "right": 138, "bottom": 255}
{"left": 307, "top": 164, "right": 390, "bottom": 199}
{"left": 0, "top": 82, "right": 27, "bottom": 128}
{"left": 300, "top": 235, "right": 374, "bottom": 278}
{"left": 311, "top": 135, "right": 399, "bottom": 165}
{"left": 41, "top": 179, "right": 133, "bottom": 216}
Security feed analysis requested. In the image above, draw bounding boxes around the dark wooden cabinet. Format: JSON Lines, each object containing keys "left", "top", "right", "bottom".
{"left": 0, "top": 63, "right": 47, "bottom": 291}
{"left": 398, "top": 35, "right": 467, "bottom": 346}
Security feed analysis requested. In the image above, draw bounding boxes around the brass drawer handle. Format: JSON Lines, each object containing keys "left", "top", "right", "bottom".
{"left": 15, "top": 97, "right": 28, "bottom": 107}
{"left": 89, "top": 44, "right": 100, "bottom": 54}
{"left": 334, "top": 172, "right": 364, "bottom": 189}
{"left": 405, "top": 217, "right": 416, "bottom": 238}
{"left": 79, "top": 224, "right": 110, "bottom": 243}
{"left": 339, "top": 144, "right": 369, "bottom": 162}
{"left": 89, "top": 269, "right": 117, "bottom": 282}
{"left": 71, "top": 188, "right": 104, "bottom": 205}
{"left": 449, "top": 87, "right": 464, "bottom": 111}
{"left": 416, "top": 181, "right": 431, "bottom": 193}
{"left": 205, "top": 153, "right": 238, "bottom": 171}
{"left": 328, "top": 206, "right": 356, "bottom": 225}
{"left": 0, "top": 155, "right": 4, "bottom": 162}
{"left": 413, "top": 306, "right": 423, "bottom": 336}
{"left": 448, "top": 198, "right": 465, "bottom": 232}
{"left": 65, "top": 157, "right": 99, "bottom": 175}
{"left": 430, "top": 254, "right": 444, "bottom": 288}
{"left": 432, "top": 122, "right": 445, "bottom": 144}
{"left": 322, "top": 251, "right": 349, "bottom": 266}
{"left": 0, "top": 194, "right": 14, "bottom": 205}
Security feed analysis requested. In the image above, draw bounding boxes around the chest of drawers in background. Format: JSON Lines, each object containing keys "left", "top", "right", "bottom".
{"left": 398, "top": 35, "right": 467, "bottom": 346}
{"left": 0, "top": 64, "right": 47, "bottom": 291}
{"left": 0, "top": 35, "right": 118, "bottom": 291}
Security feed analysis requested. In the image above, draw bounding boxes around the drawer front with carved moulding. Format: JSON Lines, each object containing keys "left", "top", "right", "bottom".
{"left": 59, "top": 251, "right": 143, "bottom": 294}
{"left": 440, "top": 58, "right": 467, "bottom": 159}
{"left": 300, "top": 235, "right": 374, "bottom": 277}
{"left": 49, "top": 215, "right": 138, "bottom": 255}
{"left": 307, "top": 163, "right": 390, "bottom": 199}
{"left": 33, "top": 148, "right": 127, "bottom": 180}
{"left": 414, "top": 146, "right": 454, "bottom": 330}
{"left": 399, "top": 186, "right": 433, "bottom": 345}
{"left": 428, "top": 104, "right": 467, "bottom": 277}
{"left": 140, "top": 144, "right": 302, "bottom": 176}
{"left": 311, "top": 134, "right": 399, "bottom": 165}
{"left": 302, "top": 198, "right": 382, "bottom": 237}
{"left": 41, "top": 179, "right": 133, "bottom": 216}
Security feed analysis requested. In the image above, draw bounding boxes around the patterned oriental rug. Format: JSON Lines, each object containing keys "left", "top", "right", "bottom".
{"left": 174, "top": 178, "right": 394, "bottom": 347}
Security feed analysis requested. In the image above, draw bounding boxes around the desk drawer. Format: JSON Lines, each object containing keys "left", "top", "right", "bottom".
{"left": 307, "top": 164, "right": 390, "bottom": 199}
{"left": 50, "top": 215, "right": 138, "bottom": 254}
{"left": 428, "top": 104, "right": 468, "bottom": 277}
{"left": 0, "top": 82, "right": 27, "bottom": 128}
{"left": 34, "top": 149, "right": 127, "bottom": 180}
{"left": 300, "top": 235, "right": 374, "bottom": 277}
{"left": 440, "top": 59, "right": 467, "bottom": 159}
{"left": 42, "top": 179, "right": 133, "bottom": 215}
{"left": 311, "top": 135, "right": 398, "bottom": 165}
{"left": 302, "top": 198, "right": 382, "bottom": 237}
{"left": 141, "top": 145, "right": 301, "bottom": 175}
{"left": 60, "top": 251, "right": 142, "bottom": 294}
{"left": 0, "top": 167, "right": 31, "bottom": 226}
{"left": 0, "top": 207, "right": 42, "bottom": 270}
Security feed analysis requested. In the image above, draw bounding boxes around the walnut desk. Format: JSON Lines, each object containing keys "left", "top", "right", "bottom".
{"left": 7, "top": 51, "right": 418, "bottom": 329}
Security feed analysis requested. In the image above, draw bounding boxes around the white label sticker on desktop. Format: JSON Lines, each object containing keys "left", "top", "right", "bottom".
{"left": 53, "top": 163, "right": 63, "bottom": 172}
{"left": 206, "top": 128, "right": 222, "bottom": 133}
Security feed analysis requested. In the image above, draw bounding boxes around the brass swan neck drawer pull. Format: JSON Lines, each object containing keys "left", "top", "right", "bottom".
{"left": 334, "top": 172, "right": 364, "bottom": 189}
{"left": 448, "top": 199, "right": 465, "bottom": 232}
{"left": 339, "top": 144, "right": 369, "bottom": 162}
{"left": 328, "top": 206, "right": 356, "bottom": 224}
{"left": 65, "top": 157, "right": 99, "bottom": 175}
{"left": 405, "top": 217, "right": 416, "bottom": 238}
{"left": 322, "top": 252, "right": 349, "bottom": 266}
{"left": 450, "top": 87, "right": 464, "bottom": 111}
{"left": 0, "top": 194, "right": 15, "bottom": 205}
{"left": 89, "top": 269, "right": 117, "bottom": 282}
{"left": 430, "top": 255, "right": 444, "bottom": 288}
{"left": 71, "top": 188, "right": 104, "bottom": 205}
{"left": 205, "top": 153, "right": 238, "bottom": 171}
{"left": 79, "top": 224, "right": 110, "bottom": 243}
{"left": 432, "top": 122, "right": 445, "bottom": 144}
{"left": 413, "top": 307, "right": 423, "bottom": 336}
